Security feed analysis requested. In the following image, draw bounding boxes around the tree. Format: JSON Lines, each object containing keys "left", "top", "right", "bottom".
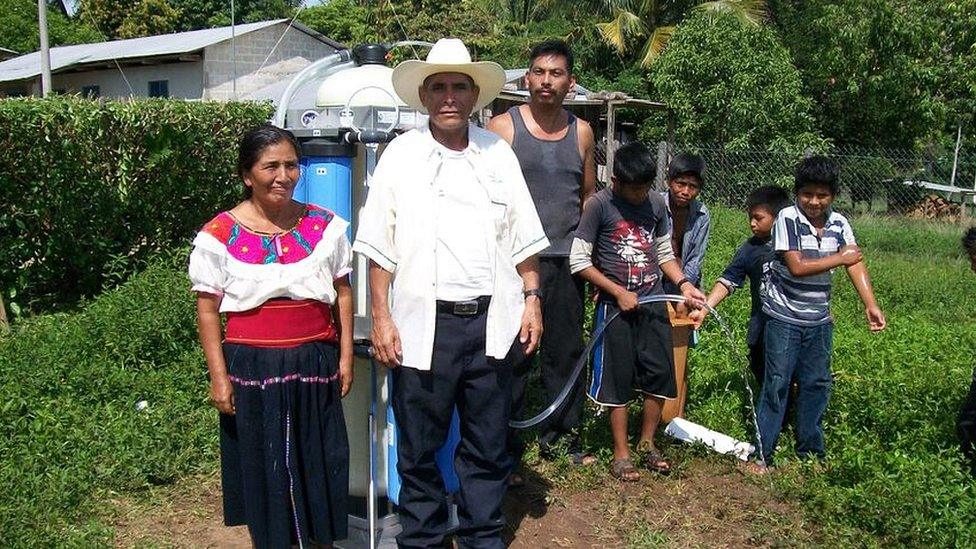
{"left": 76, "top": 0, "right": 301, "bottom": 39}
{"left": 296, "top": 0, "right": 375, "bottom": 46}
{"left": 768, "top": 0, "right": 944, "bottom": 149}
{"left": 594, "top": 0, "right": 767, "bottom": 66}
{"left": 0, "top": 0, "right": 101, "bottom": 54}
{"left": 649, "top": 11, "right": 823, "bottom": 150}
{"left": 116, "top": 0, "right": 181, "bottom": 39}
{"left": 175, "top": 0, "right": 302, "bottom": 28}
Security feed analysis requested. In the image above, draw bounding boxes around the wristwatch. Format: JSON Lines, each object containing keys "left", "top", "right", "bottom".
{"left": 523, "top": 288, "right": 543, "bottom": 302}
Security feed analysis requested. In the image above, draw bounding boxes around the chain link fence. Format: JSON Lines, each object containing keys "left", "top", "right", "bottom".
{"left": 658, "top": 143, "right": 976, "bottom": 221}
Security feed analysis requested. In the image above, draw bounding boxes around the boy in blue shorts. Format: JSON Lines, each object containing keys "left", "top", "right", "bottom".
{"left": 569, "top": 142, "right": 705, "bottom": 481}
{"left": 693, "top": 185, "right": 791, "bottom": 385}
{"left": 753, "top": 156, "right": 886, "bottom": 472}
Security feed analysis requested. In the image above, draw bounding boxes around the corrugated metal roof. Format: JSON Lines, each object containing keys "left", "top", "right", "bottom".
{"left": 0, "top": 19, "right": 339, "bottom": 84}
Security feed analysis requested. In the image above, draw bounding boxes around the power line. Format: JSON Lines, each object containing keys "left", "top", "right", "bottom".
{"left": 80, "top": 4, "right": 134, "bottom": 96}
{"left": 256, "top": 1, "right": 310, "bottom": 75}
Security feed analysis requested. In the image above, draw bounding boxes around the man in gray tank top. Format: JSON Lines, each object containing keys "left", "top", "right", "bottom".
{"left": 488, "top": 40, "right": 597, "bottom": 475}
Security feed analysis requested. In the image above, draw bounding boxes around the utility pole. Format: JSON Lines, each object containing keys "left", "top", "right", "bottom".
{"left": 38, "top": 0, "right": 52, "bottom": 96}
{"left": 231, "top": 0, "right": 237, "bottom": 100}
{"left": 951, "top": 123, "right": 962, "bottom": 187}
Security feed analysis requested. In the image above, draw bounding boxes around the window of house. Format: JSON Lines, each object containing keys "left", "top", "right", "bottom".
{"left": 81, "top": 85, "right": 100, "bottom": 98}
{"left": 148, "top": 80, "right": 169, "bottom": 98}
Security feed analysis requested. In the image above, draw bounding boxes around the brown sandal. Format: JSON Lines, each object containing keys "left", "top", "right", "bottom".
{"left": 643, "top": 449, "right": 671, "bottom": 475}
{"left": 507, "top": 471, "right": 526, "bottom": 488}
{"left": 610, "top": 458, "right": 641, "bottom": 482}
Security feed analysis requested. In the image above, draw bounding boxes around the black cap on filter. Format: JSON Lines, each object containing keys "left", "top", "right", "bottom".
{"left": 353, "top": 44, "right": 389, "bottom": 66}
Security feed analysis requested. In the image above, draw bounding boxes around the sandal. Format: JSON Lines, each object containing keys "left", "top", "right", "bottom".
{"left": 739, "top": 460, "right": 769, "bottom": 476}
{"left": 643, "top": 449, "right": 671, "bottom": 475}
{"left": 507, "top": 471, "right": 526, "bottom": 488}
{"left": 610, "top": 458, "right": 641, "bottom": 482}
{"left": 570, "top": 452, "right": 598, "bottom": 467}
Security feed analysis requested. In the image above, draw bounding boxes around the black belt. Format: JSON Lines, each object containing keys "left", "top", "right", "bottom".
{"left": 436, "top": 296, "right": 491, "bottom": 316}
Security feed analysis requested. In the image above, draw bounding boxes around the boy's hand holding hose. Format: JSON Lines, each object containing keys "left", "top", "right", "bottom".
{"left": 614, "top": 288, "right": 640, "bottom": 312}
{"left": 679, "top": 280, "right": 707, "bottom": 311}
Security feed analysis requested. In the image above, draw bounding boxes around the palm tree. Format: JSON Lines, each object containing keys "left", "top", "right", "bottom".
{"left": 595, "top": 0, "right": 767, "bottom": 66}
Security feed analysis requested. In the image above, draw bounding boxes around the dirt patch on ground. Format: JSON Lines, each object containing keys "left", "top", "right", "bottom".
{"left": 108, "top": 472, "right": 250, "bottom": 548}
{"left": 111, "top": 456, "right": 812, "bottom": 548}
{"left": 503, "top": 456, "right": 812, "bottom": 548}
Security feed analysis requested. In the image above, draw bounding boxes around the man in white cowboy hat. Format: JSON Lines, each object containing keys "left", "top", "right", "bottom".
{"left": 353, "top": 38, "right": 548, "bottom": 548}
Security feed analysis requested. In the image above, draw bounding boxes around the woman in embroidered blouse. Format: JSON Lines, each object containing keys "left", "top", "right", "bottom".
{"left": 189, "top": 125, "right": 353, "bottom": 548}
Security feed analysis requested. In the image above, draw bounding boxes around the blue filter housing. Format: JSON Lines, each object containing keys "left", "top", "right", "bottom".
{"left": 294, "top": 140, "right": 356, "bottom": 236}
{"left": 386, "top": 370, "right": 461, "bottom": 505}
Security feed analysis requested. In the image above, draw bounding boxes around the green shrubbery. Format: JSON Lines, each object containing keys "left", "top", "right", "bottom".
{"left": 0, "top": 97, "right": 273, "bottom": 316}
{"left": 0, "top": 251, "right": 213, "bottom": 547}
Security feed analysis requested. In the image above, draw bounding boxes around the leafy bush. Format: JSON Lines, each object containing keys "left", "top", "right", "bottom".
{"left": 0, "top": 96, "right": 273, "bottom": 315}
{"left": 0, "top": 251, "right": 213, "bottom": 547}
{"left": 648, "top": 12, "right": 824, "bottom": 152}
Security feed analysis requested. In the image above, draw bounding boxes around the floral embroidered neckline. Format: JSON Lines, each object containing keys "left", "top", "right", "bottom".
{"left": 202, "top": 205, "right": 335, "bottom": 265}
{"left": 224, "top": 210, "right": 303, "bottom": 237}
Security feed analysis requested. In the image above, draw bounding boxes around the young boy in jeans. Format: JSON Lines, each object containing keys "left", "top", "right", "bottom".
{"left": 753, "top": 156, "right": 886, "bottom": 472}
{"left": 569, "top": 142, "right": 705, "bottom": 481}
{"left": 693, "top": 185, "right": 792, "bottom": 385}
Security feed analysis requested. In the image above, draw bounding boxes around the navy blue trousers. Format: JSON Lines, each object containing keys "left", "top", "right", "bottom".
{"left": 393, "top": 310, "right": 515, "bottom": 549}
{"left": 509, "top": 257, "right": 585, "bottom": 460}
{"left": 756, "top": 317, "right": 833, "bottom": 464}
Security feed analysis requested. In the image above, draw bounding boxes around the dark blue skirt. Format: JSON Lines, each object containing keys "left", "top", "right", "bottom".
{"left": 220, "top": 341, "right": 349, "bottom": 548}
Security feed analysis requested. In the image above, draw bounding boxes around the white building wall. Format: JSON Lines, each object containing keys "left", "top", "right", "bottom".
{"left": 203, "top": 23, "right": 336, "bottom": 101}
{"left": 51, "top": 61, "right": 205, "bottom": 99}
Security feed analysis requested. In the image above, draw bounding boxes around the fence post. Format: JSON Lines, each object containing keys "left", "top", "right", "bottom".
{"left": 656, "top": 141, "right": 669, "bottom": 192}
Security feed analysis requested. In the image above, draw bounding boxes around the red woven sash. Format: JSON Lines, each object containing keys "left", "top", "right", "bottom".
{"left": 225, "top": 299, "right": 337, "bottom": 348}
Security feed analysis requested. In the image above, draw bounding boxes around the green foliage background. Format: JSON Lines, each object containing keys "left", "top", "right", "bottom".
{"left": 0, "top": 97, "right": 273, "bottom": 315}
{"left": 648, "top": 12, "right": 824, "bottom": 151}
{"left": 0, "top": 251, "right": 210, "bottom": 547}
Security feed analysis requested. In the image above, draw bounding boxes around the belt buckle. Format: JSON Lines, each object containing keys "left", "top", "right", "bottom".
{"left": 453, "top": 300, "right": 479, "bottom": 316}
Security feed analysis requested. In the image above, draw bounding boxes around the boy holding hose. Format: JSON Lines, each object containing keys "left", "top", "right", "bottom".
{"left": 569, "top": 142, "right": 704, "bottom": 481}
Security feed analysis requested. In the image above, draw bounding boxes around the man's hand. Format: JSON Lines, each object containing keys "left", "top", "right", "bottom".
{"left": 371, "top": 314, "right": 403, "bottom": 367}
{"left": 839, "top": 245, "right": 863, "bottom": 266}
{"left": 615, "top": 290, "right": 640, "bottom": 313}
{"left": 681, "top": 284, "right": 706, "bottom": 310}
{"left": 688, "top": 307, "right": 708, "bottom": 329}
{"left": 866, "top": 304, "right": 886, "bottom": 332}
{"left": 339, "top": 355, "right": 354, "bottom": 397}
{"left": 519, "top": 296, "right": 543, "bottom": 355}
{"left": 210, "top": 373, "right": 235, "bottom": 415}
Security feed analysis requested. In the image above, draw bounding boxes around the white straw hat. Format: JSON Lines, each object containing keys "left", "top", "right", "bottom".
{"left": 391, "top": 38, "right": 505, "bottom": 114}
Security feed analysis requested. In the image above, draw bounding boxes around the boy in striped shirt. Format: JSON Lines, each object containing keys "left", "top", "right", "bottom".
{"left": 753, "top": 156, "right": 886, "bottom": 472}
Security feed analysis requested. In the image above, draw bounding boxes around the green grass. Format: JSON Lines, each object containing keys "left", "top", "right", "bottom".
{"left": 3, "top": 208, "right": 976, "bottom": 545}
{"left": 0, "top": 251, "right": 214, "bottom": 547}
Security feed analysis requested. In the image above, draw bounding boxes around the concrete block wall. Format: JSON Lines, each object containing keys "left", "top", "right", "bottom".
{"left": 203, "top": 23, "right": 336, "bottom": 101}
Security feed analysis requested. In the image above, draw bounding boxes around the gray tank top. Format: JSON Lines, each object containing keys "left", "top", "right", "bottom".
{"left": 509, "top": 106, "right": 583, "bottom": 256}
